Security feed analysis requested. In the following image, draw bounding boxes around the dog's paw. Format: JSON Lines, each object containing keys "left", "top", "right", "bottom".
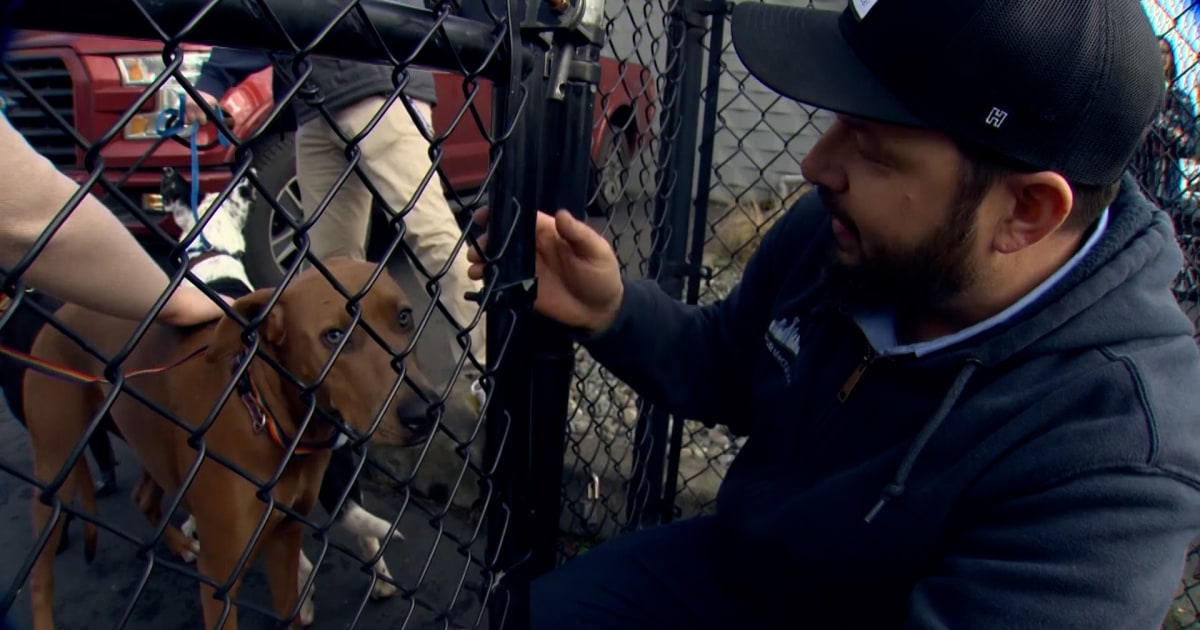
{"left": 299, "top": 594, "right": 315, "bottom": 627}
{"left": 370, "top": 578, "right": 398, "bottom": 601}
{"left": 180, "top": 538, "right": 200, "bottom": 564}
{"left": 369, "top": 557, "right": 398, "bottom": 600}
{"left": 181, "top": 515, "right": 197, "bottom": 540}
{"left": 297, "top": 549, "right": 317, "bottom": 626}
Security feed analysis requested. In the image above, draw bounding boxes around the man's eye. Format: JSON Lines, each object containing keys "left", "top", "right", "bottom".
{"left": 322, "top": 328, "right": 345, "bottom": 346}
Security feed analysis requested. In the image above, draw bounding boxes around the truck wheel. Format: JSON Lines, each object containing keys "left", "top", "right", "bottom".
{"left": 587, "top": 126, "right": 631, "bottom": 217}
{"left": 241, "top": 132, "right": 300, "bottom": 289}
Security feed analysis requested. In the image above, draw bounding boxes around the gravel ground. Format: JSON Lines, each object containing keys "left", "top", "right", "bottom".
{"left": 558, "top": 255, "right": 750, "bottom": 527}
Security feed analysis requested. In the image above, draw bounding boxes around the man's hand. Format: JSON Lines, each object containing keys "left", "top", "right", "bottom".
{"left": 467, "top": 207, "right": 624, "bottom": 335}
{"left": 183, "top": 91, "right": 220, "bottom": 126}
{"left": 155, "top": 286, "right": 234, "bottom": 328}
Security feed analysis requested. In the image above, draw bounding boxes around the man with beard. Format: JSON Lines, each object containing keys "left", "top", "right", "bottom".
{"left": 469, "top": 0, "right": 1200, "bottom": 628}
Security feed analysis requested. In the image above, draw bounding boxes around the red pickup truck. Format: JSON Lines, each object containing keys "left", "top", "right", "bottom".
{"left": 2, "top": 30, "right": 654, "bottom": 287}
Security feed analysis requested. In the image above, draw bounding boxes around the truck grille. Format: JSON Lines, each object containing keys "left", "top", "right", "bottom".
{"left": 0, "top": 56, "right": 76, "bottom": 168}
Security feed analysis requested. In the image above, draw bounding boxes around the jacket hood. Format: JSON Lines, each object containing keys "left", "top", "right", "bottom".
{"left": 962, "top": 172, "right": 1194, "bottom": 368}
{"left": 861, "top": 172, "right": 1197, "bottom": 523}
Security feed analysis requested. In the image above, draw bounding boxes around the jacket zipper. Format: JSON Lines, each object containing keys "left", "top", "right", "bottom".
{"left": 838, "top": 345, "right": 877, "bottom": 403}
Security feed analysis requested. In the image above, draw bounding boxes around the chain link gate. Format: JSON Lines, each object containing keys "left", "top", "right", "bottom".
{"left": 0, "top": 0, "right": 611, "bottom": 627}
{"left": 1, "top": 0, "right": 1199, "bottom": 627}
{"left": 554, "top": 0, "right": 828, "bottom": 558}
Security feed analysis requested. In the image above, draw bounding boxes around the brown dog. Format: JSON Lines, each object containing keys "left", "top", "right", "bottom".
{"left": 22, "top": 258, "right": 439, "bottom": 630}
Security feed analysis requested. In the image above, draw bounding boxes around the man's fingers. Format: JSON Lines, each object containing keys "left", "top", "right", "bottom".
{"left": 467, "top": 233, "right": 488, "bottom": 264}
{"left": 553, "top": 209, "right": 605, "bottom": 258}
{"left": 471, "top": 205, "right": 490, "bottom": 228}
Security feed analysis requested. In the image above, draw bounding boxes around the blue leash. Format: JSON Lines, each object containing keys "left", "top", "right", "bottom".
{"left": 155, "top": 92, "right": 230, "bottom": 251}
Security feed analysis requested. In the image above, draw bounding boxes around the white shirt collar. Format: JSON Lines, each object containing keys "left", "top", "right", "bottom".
{"left": 852, "top": 208, "right": 1110, "bottom": 357}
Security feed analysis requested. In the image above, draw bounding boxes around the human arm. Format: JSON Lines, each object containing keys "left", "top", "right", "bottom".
{"left": 0, "top": 115, "right": 226, "bottom": 326}
{"left": 193, "top": 47, "right": 271, "bottom": 101}
{"left": 577, "top": 194, "right": 828, "bottom": 429}
{"left": 902, "top": 469, "right": 1199, "bottom": 630}
{"left": 187, "top": 47, "right": 272, "bottom": 124}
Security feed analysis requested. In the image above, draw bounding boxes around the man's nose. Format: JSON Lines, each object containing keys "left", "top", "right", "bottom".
{"left": 799, "top": 120, "right": 849, "bottom": 194}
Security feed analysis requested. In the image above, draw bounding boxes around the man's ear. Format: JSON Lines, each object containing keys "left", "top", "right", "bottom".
{"left": 205, "top": 288, "right": 286, "bottom": 363}
{"left": 994, "top": 171, "right": 1074, "bottom": 254}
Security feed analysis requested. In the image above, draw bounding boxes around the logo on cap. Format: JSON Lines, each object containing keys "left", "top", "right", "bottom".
{"left": 986, "top": 107, "right": 1009, "bottom": 129}
{"left": 851, "top": 0, "right": 878, "bottom": 21}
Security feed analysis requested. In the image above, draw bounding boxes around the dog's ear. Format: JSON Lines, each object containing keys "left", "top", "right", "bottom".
{"left": 160, "top": 167, "right": 188, "bottom": 205}
{"left": 230, "top": 172, "right": 255, "bottom": 204}
{"left": 205, "top": 289, "right": 286, "bottom": 363}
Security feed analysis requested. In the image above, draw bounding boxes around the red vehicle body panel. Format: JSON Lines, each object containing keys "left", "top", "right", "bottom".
{"left": 4, "top": 30, "right": 655, "bottom": 237}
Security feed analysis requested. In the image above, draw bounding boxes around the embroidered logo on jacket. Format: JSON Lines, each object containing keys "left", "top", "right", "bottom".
{"left": 765, "top": 317, "right": 802, "bottom": 385}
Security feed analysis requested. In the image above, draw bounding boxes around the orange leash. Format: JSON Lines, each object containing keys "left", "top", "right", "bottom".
{"left": 0, "top": 293, "right": 333, "bottom": 456}
{"left": 0, "top": 292, "right": 207, "bottom": 385}
{"left": 0, "top": 342, "right": 209, "bottom": 386}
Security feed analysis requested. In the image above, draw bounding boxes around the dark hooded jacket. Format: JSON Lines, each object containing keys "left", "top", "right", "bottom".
{"left": 194, "top": 47, "right": 437, "bottom": 132}
{"left": 580, "top": 173, "right": 1200, "bottom": 628}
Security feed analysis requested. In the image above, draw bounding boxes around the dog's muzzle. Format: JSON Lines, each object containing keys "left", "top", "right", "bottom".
{"left": 395, "top": 393, "right": 440, "bottom": 446}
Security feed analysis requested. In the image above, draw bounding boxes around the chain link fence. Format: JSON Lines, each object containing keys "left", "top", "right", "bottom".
{"left": 0, "top": 0, "right": 599, "bottom": 627}
{"left": 2, "top": 0, "right": 1199, "bottom": 627}
{"left": 1139, "top": 1, "right": 1200, "bottom": 628}
{"left": 556, "top": 0, "right": 844, "bottom": 558}
{"left": 554, "top": 1, "right": 1200, "bottom": 628}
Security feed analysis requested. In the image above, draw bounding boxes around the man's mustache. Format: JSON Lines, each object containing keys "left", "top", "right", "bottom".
{"left": 817, "top": 185, "right": 857, "bottom": 236}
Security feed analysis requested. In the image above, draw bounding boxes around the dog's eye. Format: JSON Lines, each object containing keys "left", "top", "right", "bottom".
{"left": 397, "top": 309, "right": 413, "bottom": 329}
{"left": 322, "top": 328, "right": 345, "bottom": 346}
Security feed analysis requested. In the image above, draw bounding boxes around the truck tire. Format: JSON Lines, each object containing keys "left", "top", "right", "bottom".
{"left": 241, "top": 132, "right": 299, "bottom": 289}
{"left": 587, "top": 125, "right": 631, "bottom": 217}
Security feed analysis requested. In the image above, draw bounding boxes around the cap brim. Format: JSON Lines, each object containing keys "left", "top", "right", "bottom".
{"left": 730, "top": 3, "right": 925, "bottom": 129}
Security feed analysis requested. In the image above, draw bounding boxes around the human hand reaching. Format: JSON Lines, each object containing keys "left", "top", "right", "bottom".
{"left": 183, "top": 91, "right": 220, "bottom": 126}
{"left": 156, "top": 287, "right": 235, "bottom": 328}
{"left": 466, "top": 207, "right": 624, "bottom": 335}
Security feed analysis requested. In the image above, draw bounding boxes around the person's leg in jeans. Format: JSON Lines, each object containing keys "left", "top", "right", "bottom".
{"left": 293, "top": 106, "right": 375, "bottom": 261}
{"left": 531, "top": 515, "right": 752, "bottom": 630}
{"left": 294, "top": 96, "right": 487, "bottom": 376}
{"left": 295, "top": 105, "right": 374, "bottom": 260}
{"left": 370, "top": 97, "right": 486, "bottom": 374}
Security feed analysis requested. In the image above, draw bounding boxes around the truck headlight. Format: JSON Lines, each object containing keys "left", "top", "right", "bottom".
{"left": 116, "top": 51, "right": 211, "bottom": 140}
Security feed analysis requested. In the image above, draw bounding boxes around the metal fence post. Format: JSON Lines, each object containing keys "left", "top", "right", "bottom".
{"left": 626, "top": 0, "right": 709, "bottom": 530}
{"left": 482, "top": 0, "right": 606, "bottom": 625}
{"left": 661, "top": 0, "right": 728, "bottom": 525}
{"left": 481, "top": 2, "right": 541, "bottom": 628}
{"left": 520, "top": 0, "right": 607, "bottom": 579}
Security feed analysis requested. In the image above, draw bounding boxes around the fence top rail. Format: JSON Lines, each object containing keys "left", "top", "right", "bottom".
{"left": 11, "top": 0, "right": 529, "bottom": 82}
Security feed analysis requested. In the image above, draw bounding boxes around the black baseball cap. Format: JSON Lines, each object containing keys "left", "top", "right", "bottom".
{"left": 730, "top": 0, "right": 1166, "bottom": 186}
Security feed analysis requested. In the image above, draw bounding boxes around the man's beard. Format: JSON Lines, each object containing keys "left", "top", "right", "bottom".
{"left": 820, "top": 186, "right": 980, "bottom": 312}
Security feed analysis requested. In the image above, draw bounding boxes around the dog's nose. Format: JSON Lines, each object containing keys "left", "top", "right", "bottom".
{"left": 396, "top": 394, "right": 439, "bottom": 441}
{"left": 399, "top": 410, "right": 435, "bottom": 435}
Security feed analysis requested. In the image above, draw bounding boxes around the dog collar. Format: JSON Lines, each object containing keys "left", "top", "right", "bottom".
{"left": 233, "top": 351, "right": 343, "bottom": 456}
